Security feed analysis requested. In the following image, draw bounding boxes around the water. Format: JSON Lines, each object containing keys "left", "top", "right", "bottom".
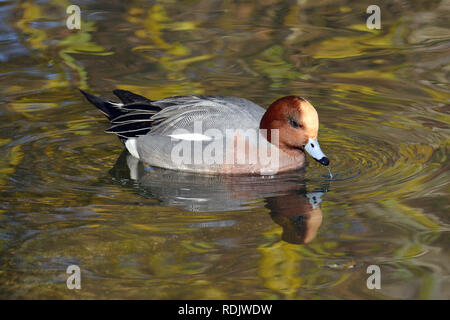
{"left": 0, "top": 0, "right": 449, "bottom": 299}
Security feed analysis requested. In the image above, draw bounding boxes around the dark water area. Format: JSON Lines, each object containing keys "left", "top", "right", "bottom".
{"left": 0, "top": 0, "right": 448, "bottom": 299}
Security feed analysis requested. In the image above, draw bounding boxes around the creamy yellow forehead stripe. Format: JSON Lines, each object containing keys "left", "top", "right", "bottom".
{"left": 300, "top": 100, "right": 319, "bottom": 139}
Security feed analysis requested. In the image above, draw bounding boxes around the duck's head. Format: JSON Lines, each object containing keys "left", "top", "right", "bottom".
{"left": 260, "top": 96, "right": 329, "bottom": 166}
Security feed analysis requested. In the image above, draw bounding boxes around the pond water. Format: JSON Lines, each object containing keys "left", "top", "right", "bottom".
{"left": 0, "top": 0, "right": 448, "bottom": 299}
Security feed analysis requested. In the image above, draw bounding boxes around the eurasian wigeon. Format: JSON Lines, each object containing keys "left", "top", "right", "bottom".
{"left": 81, "top": 89, "right": 329, "bottom": 175}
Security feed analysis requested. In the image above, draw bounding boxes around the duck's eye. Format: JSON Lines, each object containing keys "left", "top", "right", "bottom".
{"left": 289, "top": 118, "right": 301, "bottom": 129}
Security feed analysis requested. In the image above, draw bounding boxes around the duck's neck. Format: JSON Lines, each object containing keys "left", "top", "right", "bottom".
{"left": 259, "top": 105, "right": 281, "bottom": 145}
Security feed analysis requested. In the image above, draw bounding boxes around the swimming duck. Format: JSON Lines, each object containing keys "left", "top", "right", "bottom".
{"left": 81, "top": 89, "right": 329, "bottom": 175}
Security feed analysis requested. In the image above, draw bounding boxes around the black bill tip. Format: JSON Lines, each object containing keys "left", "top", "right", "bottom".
{"left": 317, "top": 157, "right": 329, "bottom": 166}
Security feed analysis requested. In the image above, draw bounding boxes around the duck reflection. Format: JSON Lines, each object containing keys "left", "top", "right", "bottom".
{"left": 109, "top": 151, "right": 328, "bottom": 244}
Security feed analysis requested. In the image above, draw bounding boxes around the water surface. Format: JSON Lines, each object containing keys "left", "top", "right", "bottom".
{"left": 0, "top": 0, "right": 449, "bottom": 299}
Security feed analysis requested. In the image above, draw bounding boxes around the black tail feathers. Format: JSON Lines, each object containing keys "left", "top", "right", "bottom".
{"left": 79, "top": 89, "right": 125, "bottom": 120}
{"left": 80, "top": 89, "right": 160, "bottom": 140}
{"left": 80, "top": 89, "right": 156, "bottom": 121}
{"left": 112, "top": 89, "right": 153, "bottom": 104}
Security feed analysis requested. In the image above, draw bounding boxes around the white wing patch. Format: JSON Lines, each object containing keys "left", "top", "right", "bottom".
{"left": 168, "top": 133, "right": 213, "bottom": 141}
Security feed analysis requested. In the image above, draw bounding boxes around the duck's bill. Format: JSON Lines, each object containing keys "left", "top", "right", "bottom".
{"left": 305, "top": 138, "right": 329, "bottom": 166}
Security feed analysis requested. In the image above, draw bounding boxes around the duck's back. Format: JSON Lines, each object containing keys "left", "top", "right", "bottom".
{"left": 147, "top": 95, "right": 265, "bottom": 135}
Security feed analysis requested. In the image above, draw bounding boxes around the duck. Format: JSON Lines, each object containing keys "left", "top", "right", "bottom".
{"left": 80, "top": 89, "right": 329, "bottom": 175}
